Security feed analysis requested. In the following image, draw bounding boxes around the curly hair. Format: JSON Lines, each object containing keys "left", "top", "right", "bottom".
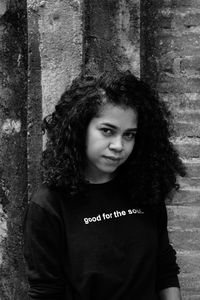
{"left": 41, "top": 70, "right": 186, "bottom": 207}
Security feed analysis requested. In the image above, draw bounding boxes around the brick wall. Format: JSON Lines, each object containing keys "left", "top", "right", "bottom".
{"left": 0, "top": 0, "right": 199, "bottom": 299}
{"left": 141, "top": 1, "right": 200, "bottom": 299}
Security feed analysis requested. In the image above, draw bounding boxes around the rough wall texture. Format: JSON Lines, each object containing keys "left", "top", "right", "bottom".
{"left": 37, "top": 0, "right": 84, "bottom": 118}
{"left": 0, "top": 0, "right": 199, "bottom": 299}
{"left": 85, "top": 0, "right": 140, "bottom": 76}
{"left": 141, "top": 1, "right": 200, "bottom": 299}
{"left": 28, "top": 5, "right": 43, "bottom": 199}
{"left": 0, "top": 0, "right": 28, "bottom": 299}
{"left": 27, "top": 0, "right": 84, "bottom": 196}
{"left": 0, "top": 0, "right": 84, "bottom": 298}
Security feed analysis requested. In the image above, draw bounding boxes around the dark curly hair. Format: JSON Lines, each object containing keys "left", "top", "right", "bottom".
{"left": 41, "top": 70, "right": 186, "bottom": 207}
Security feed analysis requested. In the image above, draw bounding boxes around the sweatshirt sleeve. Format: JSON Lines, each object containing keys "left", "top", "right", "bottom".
{"left": 156, "top": 202, "right": 180, "bottom": 291}
{"left": 23, "top": 187, "right": 67, "bottom": 300}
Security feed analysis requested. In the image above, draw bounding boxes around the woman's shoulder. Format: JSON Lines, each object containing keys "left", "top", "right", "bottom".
{"left": 29, "top": 183, "right": 65, "bottom": 214}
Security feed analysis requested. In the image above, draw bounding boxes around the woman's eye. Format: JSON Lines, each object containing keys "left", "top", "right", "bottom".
{"left": 124, "top": 132, "right": 135, "bottom": 141}
{"left": 100, "top": 128, "right": 113, "bottom": 136}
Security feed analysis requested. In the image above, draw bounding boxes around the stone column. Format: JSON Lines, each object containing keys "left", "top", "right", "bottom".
{"left": 27, "top": 0, "right": 84, "bottom": 195}
{"left": 0, "top": 1, "right": 28, "bottom": 298}
{"left": 85, "top": 0, "right": 140, "bottom": 76}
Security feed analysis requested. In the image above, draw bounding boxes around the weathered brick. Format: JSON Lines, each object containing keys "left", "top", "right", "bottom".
{"left": 175, "top": 0, "right": 200, "bottom": 7}
{"left": 169, "top": 227, "right": 200, "bottom": 251}
{"left": 179, "top": 176, "right": 200, "bottom": 188}
{"left": 184, "top": 160, "right": 200, "bottom": 177}
{"left": 161, "top": 93, "right": 200, "bottom": 110}
{"left": 167, "top": 205, "right": 200, "bottom": 228}
{"left": 174, "top": 121, "right": 200, "bottom": 138}
{"left": 178, "top": 251, "right": 200, "bottom": 274}
{"left": 175, "top": 142, "right": 200, "bottom": 158}
{"left": 173, "top": 32, "right": 200, "bottom": 55}
{"left": 182, "top": 12, "right": 200, "bottom": 28}
{"left": 157, "top": 9, "right": 200, "bottom": 30}
{"left": 171, "top": 188, "right": 200, "bottom": 206}
{"left": 158, "top": 75, "right": 200, "bottom": 93}
{"left": 141, "top": 1, "right": 200, "bottom": 298}
{"left": 180, "top": 56, "right": 200, "bottom": 75}
{"left": 181, "top": 295, "right": 200, "bottom": 300}
{"left": 180, "top": 272, "right": 200, "bottom": 291}
{"left": 178, "top": 252, "right": 200, "bottom": 294}
{"left": 178, "top": 251, "right": 200, "bottom": 281}
{"left": 158, "top": 0, "right": 200, "bottom": 9}
{"left": 174, "top": 109, "right": 200, "bottom": 122}
{"left": 155, "top": 32, "right": 200, "bottom": 56}
{"left": 158, "top": 53, "right": 179, "bottom": 74}
{"left": 157, "top": 15, "right": 172, "bottom": 30}
{"left": 173, "top": 110, "right": 200, "bottom": 137}
{"left": 174, "top": 138, "right": 200, "bottom": 158}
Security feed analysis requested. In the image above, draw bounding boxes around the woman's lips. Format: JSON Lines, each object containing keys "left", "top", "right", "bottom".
{"left": 103, "top": 155, "right": 121, "bottom": 162}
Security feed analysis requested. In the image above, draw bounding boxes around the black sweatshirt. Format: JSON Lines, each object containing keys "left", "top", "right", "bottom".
{"left": 24, "top": 180, "right": 180, "bottom": 300}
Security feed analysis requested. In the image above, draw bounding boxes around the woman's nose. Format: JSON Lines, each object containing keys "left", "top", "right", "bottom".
{"left": 109, "top": 136, "right": 123, "bottom": 151}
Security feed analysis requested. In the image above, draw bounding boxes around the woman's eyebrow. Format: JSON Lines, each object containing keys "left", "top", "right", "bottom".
{"left": 125, "top": 128, "right": 137, "bottom": 132}
{"left": 100, "top": 122, "right": 137, "bottom": 131}
{"left": 100, "top": 122, "right": 117, "bottom": 129}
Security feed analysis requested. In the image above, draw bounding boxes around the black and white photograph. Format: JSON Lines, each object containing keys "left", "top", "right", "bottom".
{"left": 0, "top": 1, "right": 200, "bottom": 299}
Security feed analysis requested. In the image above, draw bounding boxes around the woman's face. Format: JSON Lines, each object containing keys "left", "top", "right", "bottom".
{"left": 85, "top": 103, "right": 138, "bottom": 183}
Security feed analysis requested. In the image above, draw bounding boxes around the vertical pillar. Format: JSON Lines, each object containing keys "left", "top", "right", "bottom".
{"left": 27, "top": 4, "right": 43, "bottom": 198}
{"left": 85, "top": 0, "right": 140, "bottom": 76}
{"left": 0, "top": 1, "right": 28, "bottom": 299}
{"left": 27, "top": 0, "right": 84, "bottom": 196}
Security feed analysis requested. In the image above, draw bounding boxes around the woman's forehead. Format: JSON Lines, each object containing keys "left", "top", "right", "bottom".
{"left": 94, "top": 103, "right": 138, "bottom": 128}
{"left": 97, "top": 102, "right": 136, "bottom": 115}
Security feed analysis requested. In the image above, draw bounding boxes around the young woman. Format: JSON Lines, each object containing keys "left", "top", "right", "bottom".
{"left": 24, "top": 70, "right": 186, "bottom": 300}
